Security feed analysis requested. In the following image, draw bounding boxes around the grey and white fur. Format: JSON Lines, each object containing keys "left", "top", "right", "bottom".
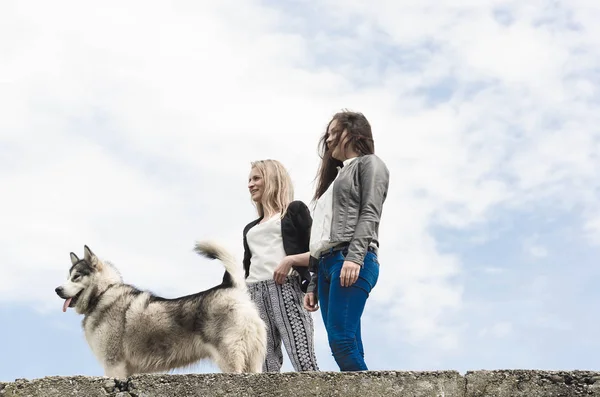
{"left": 55, "top": 242, "right": 267, "bottom": 378}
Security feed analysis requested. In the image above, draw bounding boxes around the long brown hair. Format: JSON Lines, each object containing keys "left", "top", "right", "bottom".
{"left": 250, "top": 159, "right": 294, "bottom": 218}
{"left": 312, "top": 110, "right": 375, "bottom": 201}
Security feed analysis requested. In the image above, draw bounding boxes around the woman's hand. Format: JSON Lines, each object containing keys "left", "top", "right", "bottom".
{"left": 340, "top": 260, "right": 361, "bottom": 287}
{"left": 303, "top": 292, "right": 319, "bottom": 312}
{"left": 274, "top": 255, "right": 295, "bottom": 284}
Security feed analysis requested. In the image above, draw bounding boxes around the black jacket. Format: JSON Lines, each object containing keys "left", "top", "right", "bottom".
{"left": 243, "top": 200, "right": 312, "bottom": 292}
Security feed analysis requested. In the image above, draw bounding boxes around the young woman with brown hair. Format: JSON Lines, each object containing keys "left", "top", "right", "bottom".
{"left": 304, "top": 111, "right": 390, "bottom": 371}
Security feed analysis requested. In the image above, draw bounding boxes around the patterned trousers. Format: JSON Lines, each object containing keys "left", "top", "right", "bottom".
{"left": 248, "top": 276, "right": 319, "bottom": 372}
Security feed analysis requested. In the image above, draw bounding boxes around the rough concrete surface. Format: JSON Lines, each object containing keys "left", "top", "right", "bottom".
{"left": 0, "top": 370, "right": 598, "bottom": 397}
{"left": 466, "top": 370, "right": 600, "bottom": 397}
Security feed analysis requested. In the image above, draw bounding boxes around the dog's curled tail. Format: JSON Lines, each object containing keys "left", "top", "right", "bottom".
{"left": 194, "top": 241, "right": 245, "bottom": 289}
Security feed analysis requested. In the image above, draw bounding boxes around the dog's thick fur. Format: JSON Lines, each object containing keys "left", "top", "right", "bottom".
{"left": 55, "top": 242, "right": 267, "bottom": 378}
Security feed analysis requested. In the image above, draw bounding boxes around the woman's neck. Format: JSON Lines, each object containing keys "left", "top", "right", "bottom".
{"left": 260, "top": 210, "right": 277, "bottom": 222}
{"left": 340, "top": 148, "right": 360, "bottom": 162}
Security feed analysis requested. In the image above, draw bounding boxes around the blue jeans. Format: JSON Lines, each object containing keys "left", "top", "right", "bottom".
{"left": 317, "top": 248, "right": 379, "bottom": 371}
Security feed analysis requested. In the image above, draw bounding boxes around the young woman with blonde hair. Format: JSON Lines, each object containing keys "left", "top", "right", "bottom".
{"left": 243, "top": 159, "right": 319, "bottom": 372}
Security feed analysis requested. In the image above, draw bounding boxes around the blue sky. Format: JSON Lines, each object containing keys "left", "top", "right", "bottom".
{"left": 1, "top": 0, "right": 600, "bottom": 382}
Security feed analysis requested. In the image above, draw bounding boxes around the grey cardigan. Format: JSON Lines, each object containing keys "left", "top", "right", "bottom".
{"left": 307, "top": 154, "right": 390, "bottom": 295}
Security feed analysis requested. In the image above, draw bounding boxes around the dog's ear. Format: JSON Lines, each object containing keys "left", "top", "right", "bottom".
{"left": 70, "top": 252, "right": 79, "bottom": 266}
{"left": 84, "top": 245, "right": 95, "bottom": 261}
{"left": 84, "top": 245, "right": 102, "bottom": 270}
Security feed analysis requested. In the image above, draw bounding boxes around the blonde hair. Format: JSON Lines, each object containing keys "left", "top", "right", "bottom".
{"left": 250, "top": 159, "right": 294, "bottom": 218}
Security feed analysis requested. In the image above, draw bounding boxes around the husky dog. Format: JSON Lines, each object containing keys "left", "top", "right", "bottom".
{"left": 55, "top": 242, "right": 266, "bottom": 378}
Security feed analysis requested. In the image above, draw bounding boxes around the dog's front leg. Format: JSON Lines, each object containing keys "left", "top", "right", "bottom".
{"left": 104, "top": 362, "right": 129, "bottom": 379}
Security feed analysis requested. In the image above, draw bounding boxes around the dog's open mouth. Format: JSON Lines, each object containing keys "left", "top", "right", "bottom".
{"left": 62, "top": 291, "right": 82, "bottom": 313}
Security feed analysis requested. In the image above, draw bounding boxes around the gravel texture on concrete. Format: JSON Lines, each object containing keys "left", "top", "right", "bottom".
{"left": 1, "top": 370, "right": 598, "bottom": 397}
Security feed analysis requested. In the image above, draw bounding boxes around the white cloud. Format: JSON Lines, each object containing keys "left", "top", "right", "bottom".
{"left": 523, "top": 235, "right": 549, "bottom": 258}
{"left": 584, "top": 214, "right": 600, "bottom": 245}
{"left": 1, "top": 0, "right": 599, "bottom": 370}
{"left": 479, "top": 321, "right": 514, "bottom": 338}
{"left": 481, "top": 266, "right": 505, "bottom": 274}
{"left": 527, "top": 245, "right": 549, "bottom": 258}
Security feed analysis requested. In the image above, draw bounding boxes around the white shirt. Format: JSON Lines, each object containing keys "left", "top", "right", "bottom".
{"left": 246, "top": 215, "right": 294, "bottom": 283}
{"left": 309, "top": 157, "right": 357, "bottom": 258}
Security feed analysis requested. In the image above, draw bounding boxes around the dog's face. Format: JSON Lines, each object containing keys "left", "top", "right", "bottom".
{"left": 55, "top": 245, "right": 102, "bottom": 312}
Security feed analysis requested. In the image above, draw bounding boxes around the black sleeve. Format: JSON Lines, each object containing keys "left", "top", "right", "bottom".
{"left": 306, "top": 256, "right": 319, "bottom": 300}
{"left": 287, "top": 200, "right": 313, "bottom": 292}
{"left": 242, "top": 221, "right": 254, "bottom": 278}
{"left": 289, "top": 200, "right": 312, "bottom": 252}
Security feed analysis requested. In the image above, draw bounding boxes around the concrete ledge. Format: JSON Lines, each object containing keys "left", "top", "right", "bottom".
{"left": 466, "top": 370, "right": 600, "bottom": 397}
{"left": 1, "top": 370, "right": 598, "bottom": 397}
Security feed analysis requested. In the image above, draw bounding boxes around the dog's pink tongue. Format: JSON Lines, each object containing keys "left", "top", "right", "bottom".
{"left": 62, "top": 298, "right": 72, "bottom": 313}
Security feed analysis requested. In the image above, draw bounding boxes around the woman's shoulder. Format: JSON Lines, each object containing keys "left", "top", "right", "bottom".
{"left": 284, "top": 200, "right": 312, "bottom": 222}
{"left": 357, "top": 154, "right": 389, "bottom": 173}
{"left": 287, "top": 200, "right": 308, "bottom": 211}
{"left": 243, "top": 218, "right": 262, "bottom": 234}
{"left": 358, "top": 153, "right": 386, "bottom": 165}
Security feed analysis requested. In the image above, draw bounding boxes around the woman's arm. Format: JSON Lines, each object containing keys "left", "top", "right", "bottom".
{"left": 287, "top": 251, "right": 310, "bottom": 267}
{"left": 345, "top": 155, "right": 390, "bottom": 267}
{"left": 304, "top": 255, "right": 319, "bottom": 311}
{"left": 273, "top": 252, "right": 311, "bottom": 284}
{"left": 274, "top": 201, "right": 313, "bottom": 284}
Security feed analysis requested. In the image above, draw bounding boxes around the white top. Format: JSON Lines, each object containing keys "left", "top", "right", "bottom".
{"left": 246, "top": 215, "right": 293, "bottom": 283}
{"left": 309, "top": 157, "right": 357, "bottom": 258}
